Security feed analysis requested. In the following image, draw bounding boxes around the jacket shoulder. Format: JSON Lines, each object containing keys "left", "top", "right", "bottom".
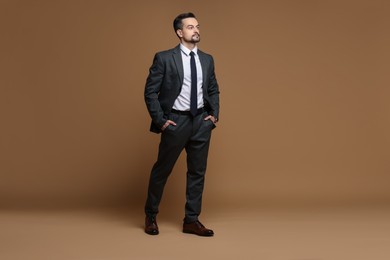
{"left": 154, "top": 46, "right": 179, "bottom": 58}
{"left": 198, "top": 49, "right": 213, "bottom": 58}
{"left": 198, "top": 50, "right": 215, "bottom": 64}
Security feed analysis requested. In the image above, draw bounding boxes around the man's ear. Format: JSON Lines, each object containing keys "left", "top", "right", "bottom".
{"left": 176, "top": 29, "right": 183, "bottom": 38}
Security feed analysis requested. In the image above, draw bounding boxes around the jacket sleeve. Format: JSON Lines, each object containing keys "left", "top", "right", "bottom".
{"left": 144, "top": 53, "right": 166, "bottom": 129}
{"left": 207, "top": 56, "right": 220, "bottom": 120}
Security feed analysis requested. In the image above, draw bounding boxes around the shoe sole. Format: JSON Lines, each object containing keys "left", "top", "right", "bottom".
{"left": 182, "top": 229, "right": 214, "bottom": 237}
{"left": 145, "top": 230, "right": 159, "bottom": 235}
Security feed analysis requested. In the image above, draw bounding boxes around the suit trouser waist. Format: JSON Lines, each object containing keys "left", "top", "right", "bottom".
{"left": 170, "top": 108, "right": 204, "bottom": 116}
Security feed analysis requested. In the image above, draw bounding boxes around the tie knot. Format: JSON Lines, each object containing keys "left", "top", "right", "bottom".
{"left": 190, "top": 51, "right": 195, "bottom": 57}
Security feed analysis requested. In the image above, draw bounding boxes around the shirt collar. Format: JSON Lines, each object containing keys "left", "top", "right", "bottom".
{"left": 180, "top": 43, "right": 198, "bottom": 56}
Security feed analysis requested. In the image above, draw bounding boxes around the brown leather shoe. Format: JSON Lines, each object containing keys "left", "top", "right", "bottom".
{"left": 183, "top": 220, "right": 214, "bottom": 237}
{"left": 145, "top": 216, "right": 159, "bottom": 235}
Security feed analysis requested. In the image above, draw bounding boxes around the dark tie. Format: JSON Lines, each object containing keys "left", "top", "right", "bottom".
{"left": 189, "top": 51, "right": 197, "bottom": 116}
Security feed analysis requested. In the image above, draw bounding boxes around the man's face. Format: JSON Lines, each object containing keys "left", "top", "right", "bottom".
{"left": 177, "top": 18, "right": 200, "bottom": 44}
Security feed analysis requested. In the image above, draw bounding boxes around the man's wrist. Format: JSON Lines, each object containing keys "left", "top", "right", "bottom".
{"left": 161, "top": 121, "right": 169, "bottom": 131}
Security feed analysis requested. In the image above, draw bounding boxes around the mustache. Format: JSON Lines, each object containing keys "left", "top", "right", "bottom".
{"left": 193, "top": 33, "right": 200, "bottom": 37}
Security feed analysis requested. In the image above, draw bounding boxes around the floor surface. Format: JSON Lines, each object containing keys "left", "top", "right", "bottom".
{"left": 1, "top": 206, "right": 389, "bottom": 260}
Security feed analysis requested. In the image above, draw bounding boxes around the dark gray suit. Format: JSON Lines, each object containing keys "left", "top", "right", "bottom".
{"left": 144, "top": 45, "right": 220, "bottom": 222}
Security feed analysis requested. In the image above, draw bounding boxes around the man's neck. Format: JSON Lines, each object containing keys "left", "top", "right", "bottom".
{"left": 181, "top": 41, "right": 197, "bottom": 50}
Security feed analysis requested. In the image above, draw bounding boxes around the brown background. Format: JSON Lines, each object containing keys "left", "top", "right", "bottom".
{"left": 1, "top": 0, "right": 389, "bottom": 211}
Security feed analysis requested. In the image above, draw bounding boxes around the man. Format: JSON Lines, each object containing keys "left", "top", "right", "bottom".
{"left": 144, "top": 12, "right": 220, "bottom": 237}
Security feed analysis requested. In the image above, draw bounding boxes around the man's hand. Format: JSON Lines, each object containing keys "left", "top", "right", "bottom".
{"left": 204, "top": 115, "right": 217, "bottom": 124}
{"left": 161, "top": 120, "right": 177, "bottom": 131}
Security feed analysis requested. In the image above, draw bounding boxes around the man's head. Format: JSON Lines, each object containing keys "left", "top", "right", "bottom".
{"left": 173, "top": 13, "right": 200, "bottom": 45}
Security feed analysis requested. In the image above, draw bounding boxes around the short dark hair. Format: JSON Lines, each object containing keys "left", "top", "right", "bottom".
{"left": 173, "top": 12, "right": 196, "bottom": 36}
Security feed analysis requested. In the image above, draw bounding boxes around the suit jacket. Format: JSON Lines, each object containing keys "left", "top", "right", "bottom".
{"left": 144, "top": 45, "right": 220, "bottom": 133}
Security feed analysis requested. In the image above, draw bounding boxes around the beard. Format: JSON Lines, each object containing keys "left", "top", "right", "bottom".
{"left": 189, "top": 33, "right": 201, "bottom": 43}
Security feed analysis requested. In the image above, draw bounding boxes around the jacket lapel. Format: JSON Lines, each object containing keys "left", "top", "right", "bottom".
{"left": 172, "top": 45, "right": 184, "bottom": 84}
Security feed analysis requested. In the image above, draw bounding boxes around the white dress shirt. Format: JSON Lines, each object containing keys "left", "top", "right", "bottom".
{"left": 172, "top": 44, "right": 204, "bottom": 111}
